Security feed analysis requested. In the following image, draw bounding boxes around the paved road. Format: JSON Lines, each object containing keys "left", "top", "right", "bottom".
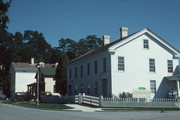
{"left": 0, "top": 103, "right": 180, "bottom": 120}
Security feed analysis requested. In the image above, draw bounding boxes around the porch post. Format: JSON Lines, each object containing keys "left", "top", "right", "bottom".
{"left": 177, "top": 80, "right": 180, "bottom": 97}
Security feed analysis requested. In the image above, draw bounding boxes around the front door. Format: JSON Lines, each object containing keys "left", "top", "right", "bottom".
{"left": 102, "top": 79, "right": 108, "bottom": 97}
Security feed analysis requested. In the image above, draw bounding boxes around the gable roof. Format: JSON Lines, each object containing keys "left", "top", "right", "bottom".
{"left": 39, "top": 67, "right": 56, "bottom": 76}
{"left": 69, "top": 28, "right": 180, "bottom": 64}
{"left": 10, "top": 62, "right": 37, "bottom": 72}
{"left": 69, "top": 32, "right": 137, "bottom": 64}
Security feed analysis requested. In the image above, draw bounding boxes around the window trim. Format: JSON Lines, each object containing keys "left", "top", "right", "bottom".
{"left": 80, "top": 65, "right": 83, "bottom": 77}
{"left": 94, "top": 60, "right": 98, "bottom": 74}
{"left": 167, "top": 60, "right": 173, "bottom": 73}
{"left": 75, "top": 67, "right": 77, "bottom": 78}
{"left": 87, "top": 63, "right": 90, "bottom": 76}
{"left": 69, "top": 69, "right": 72, "bottom": 80}
{"left": 103, "top": 58, "right": 107, "bottom": 72}
{"left": 143, "top": 39, "right": 149, "bottom": 49}
{"left": 150, "top": 80, "right": 156, "bottom": 94}
{"left": 118, "top": 56, "right": 125, "bottom": 71}
{"left": 149, "top": 58, "right": 155, "bottom": 73}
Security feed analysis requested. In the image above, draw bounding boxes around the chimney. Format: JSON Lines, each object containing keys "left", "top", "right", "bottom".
{"left": 103, "top": 35, "right": 110, "bottom": 45}
{"left": 120, "top": 27, "right": 128, "bottom": 39}
{"left": 31, "top": 58, "right": 34, "bottom": 65}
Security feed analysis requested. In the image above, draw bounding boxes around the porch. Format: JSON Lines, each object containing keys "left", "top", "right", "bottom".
{"left": 165, "top": 74, "right": 180, "bottom": 98}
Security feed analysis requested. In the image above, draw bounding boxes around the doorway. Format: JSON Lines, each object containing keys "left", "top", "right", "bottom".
{"left": 101, "top": 79, "right": 108, "bottom": 97}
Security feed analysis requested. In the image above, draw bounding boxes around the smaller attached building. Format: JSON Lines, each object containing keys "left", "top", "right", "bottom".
{"left": 165, "top": 65, "right": 180, "bottom": 98}
{"left": 27, "top": 66, "right": 58, "bottom": 97}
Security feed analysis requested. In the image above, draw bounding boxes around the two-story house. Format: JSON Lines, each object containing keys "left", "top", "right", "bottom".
{"left": 10, "top": 58, "right": 37, "bottom": 100}
{"left": 67, "top": 27, "right": 180, "bottom": 98}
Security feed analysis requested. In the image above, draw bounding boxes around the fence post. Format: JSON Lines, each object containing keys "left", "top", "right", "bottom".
{"left": 137, "top": 98, "right": 139, "bottom": 103}
{"left": 99, "top": 95, "right": 103, "bottom": 107}
{"left": 178, "top": 97, "right": 180, "bottom": 109}
{"left": 78, "top": 93, "right": 82, "bottom": 104}
{"left": 82, "top": 93, "right": 85, "bottom": 104}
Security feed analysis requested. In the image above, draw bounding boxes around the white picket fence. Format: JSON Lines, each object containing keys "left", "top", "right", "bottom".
{"left": 75, "top": 93, "right": 100, "bottom": 106}
{"left": 41, "top": 93, "right": 180, "bottom": 108}
{"left": 102, "top": 97, "right": 180, "bottom": 108}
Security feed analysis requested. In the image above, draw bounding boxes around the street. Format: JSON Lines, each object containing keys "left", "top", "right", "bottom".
{"left": 0, "top": 103, "right": 180, "bottom": 120}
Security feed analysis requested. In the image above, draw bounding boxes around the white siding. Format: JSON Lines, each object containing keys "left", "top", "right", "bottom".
{"left": 67, "top": 51, "right": 111, "bottom": 96}
{"left": 15, "top": 72, "right": 36, "bottom": 92}
{"left": 110, "top": 34, "right": 179, "bottom": 97}
{"left": 67, "top": 29, "right": 179, "bottom": 98}
{"left": 44, "top": 77, "right": 55, "bottom": 94}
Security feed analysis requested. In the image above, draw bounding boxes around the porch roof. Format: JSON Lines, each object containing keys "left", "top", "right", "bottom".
{"left": 165, "top": 74, "right": 180, "bottom": 81}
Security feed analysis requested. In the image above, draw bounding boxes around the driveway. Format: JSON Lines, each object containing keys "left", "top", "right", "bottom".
{"left": 0, "top": 103, "right": 180, "bottom": 120}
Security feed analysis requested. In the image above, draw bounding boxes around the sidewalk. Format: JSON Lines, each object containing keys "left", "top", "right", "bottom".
{"left": 66, "top": 104, "right": 103, "bottom": 112}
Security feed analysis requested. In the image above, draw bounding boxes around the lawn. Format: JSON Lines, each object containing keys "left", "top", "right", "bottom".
{"left": 3, "top": 100, "right": 73, "bottom": 110}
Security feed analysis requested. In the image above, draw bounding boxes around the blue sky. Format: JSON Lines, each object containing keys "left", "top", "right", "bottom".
{"left": 7, "top": 0, "right": 180, "bottom": 51}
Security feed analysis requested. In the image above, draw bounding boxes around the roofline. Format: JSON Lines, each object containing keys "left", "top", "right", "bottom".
{"left": 146, "top": 28, "right": 180, "bottom": 56}
{"left": 69, "top": 31, "right": 137, "bottom": 64}
{"left": 68, "top": 28, "right": 180, "bottom": 64}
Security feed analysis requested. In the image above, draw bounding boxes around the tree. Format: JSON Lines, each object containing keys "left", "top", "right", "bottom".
{"left": 23, "top": 30, "right": 52, "bottom": 63}
{"left": 0, "top": 0, "right": 12, "bottom": 97}
{"left": 55, "top": 35, "right": 103, "bottom": 95}
{"left": 0, "top": 0, "right": 12, "bottom": 30}
{"left": 76, "top": 35, "right": 103, "bottom": 56}
{"left": 55, "top": 52, "right": 69, "bottom": 96}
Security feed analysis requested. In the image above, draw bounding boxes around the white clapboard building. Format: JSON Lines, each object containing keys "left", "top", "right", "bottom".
{"left": 67, "top": 27, "right": 180, "bottom": 98}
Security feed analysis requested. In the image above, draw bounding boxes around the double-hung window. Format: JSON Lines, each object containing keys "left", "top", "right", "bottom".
{"left": 118, "top": 56, "right": 125, "bottom": 71}
{"left": 69, "top": 69, "right": 72, "bottom": 80}
{"left": 144, "top": 39, "right": 149, "bottom": 49}
{"left": 75, "top": 67, "right": 77, "bottom": 78}
{"left": 80, "top": 65, "right": 83, "bottom": 77}
{"left": 94, "top": 61, "right": 98, "bottom": 74}
{"left": 103, "top": 58, "right": 107, "bottom": 72}
{"left": 87, "top": 63, "right": 90, "bottom": 76}
{"left": 149, "top": 59, "right": 155, "bottom": 72}
{"left": 167, "top": 60, "right": 173, "bottom": 73}
{"left": 150, "top": 80, "right": 156, "bottom": 94}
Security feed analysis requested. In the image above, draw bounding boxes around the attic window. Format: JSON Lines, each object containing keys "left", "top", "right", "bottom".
{"left": 143, "top": 39, "right": 149, "bottom": 49}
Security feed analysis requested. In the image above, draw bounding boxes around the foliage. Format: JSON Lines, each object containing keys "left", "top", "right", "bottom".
{"left": 0, "top": 0, "right": 103, "bottom": 98}
{"left": 55, "top": 35, "right": 103, "bottom": 95}
{"left": 118, "top": 92, "right": 132, "bottom": 98}
{"left": 55, "top": 52, "right": 69, "bottom": 96}
{"left": 0, "top": 0, "right": 12, "bottom": 97}
{"left": 0, "top": 0, "right": 12, "bottom": 30}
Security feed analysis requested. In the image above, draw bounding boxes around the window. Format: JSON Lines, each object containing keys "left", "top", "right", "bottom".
{"left": 94, "top": 61, "right": 98, "bottom": 74}
{"left": 144, "top": 39, "right": 149, "bottom": 49}
{"left": 75, "top": 85, "right": 78, "bottom": 94}
{"left": 80, "top": 65, "right": 83, "bottom": 77}
{"left": 150, "top": 80, "right": 156, "bottom": 94}
{"left": 75, "top": 67, "right": 77, "bottom": 78}
{"left": 87, "top": 63, "right": 90, "bottom": 76}
{"left": 87, "top": 83, "right": 91, "bottom": 95}
{"left": 149, "top": 59, "right": 155, "bottom": 72}
{"left": 103, "top": 58, "right": 107, "bottom": 72}
{"left": 118, "top": 57, "right": 125, "bottom": 71}
{"left": 167, "top": 60, "right": 173, "bottom": 73}
{"left": 95, "top": 82, "right": 98, "bottom": 95}
{"left": 69, "top": 69, "right": 72, "bottom": 80}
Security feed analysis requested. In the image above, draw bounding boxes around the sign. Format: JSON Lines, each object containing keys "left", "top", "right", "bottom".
{"left": 132, "top": 87, "right": 151, "bottom": 98}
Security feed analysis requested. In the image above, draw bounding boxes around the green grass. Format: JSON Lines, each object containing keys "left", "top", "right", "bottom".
{"left": 3, "top": 100, "right": 73, "bottom": 110}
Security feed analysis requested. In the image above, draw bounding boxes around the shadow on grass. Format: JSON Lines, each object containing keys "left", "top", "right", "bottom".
{"left": 3, "top": 100, "right": 73, "bottom": 110}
